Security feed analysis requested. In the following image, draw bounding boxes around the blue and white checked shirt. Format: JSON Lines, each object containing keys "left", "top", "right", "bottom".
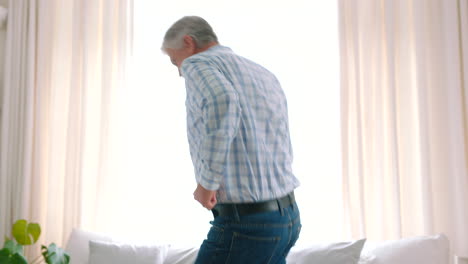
{"left": 181, "top": 45, "right": 300, "bottom": 204}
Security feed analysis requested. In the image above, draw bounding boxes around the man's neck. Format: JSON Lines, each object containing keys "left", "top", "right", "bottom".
{"left": 194, "top": 42, "right": 219, "bottom": 54}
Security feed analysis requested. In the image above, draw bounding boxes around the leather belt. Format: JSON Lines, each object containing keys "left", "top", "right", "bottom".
{"left": 212, "top": 192, "right": 295, "bottom": 218}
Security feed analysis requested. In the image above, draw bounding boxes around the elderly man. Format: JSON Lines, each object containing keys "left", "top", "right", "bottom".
{"left": 162, "top": 16, "right": 301, "bottom": 264}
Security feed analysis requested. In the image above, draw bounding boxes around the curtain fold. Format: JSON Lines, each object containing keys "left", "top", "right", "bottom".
{"left": 0, "top": 0, "right": 132, "bottom": 260}
{"left": 0, "top": 0, "right": 36, "bottom": 237}
{"left": 339, "top": 0, "right": 468, "bottom": 258}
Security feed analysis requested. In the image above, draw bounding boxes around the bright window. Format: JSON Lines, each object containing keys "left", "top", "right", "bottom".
{"left": 121, "top": 0, "right": 342, "bottom": 245}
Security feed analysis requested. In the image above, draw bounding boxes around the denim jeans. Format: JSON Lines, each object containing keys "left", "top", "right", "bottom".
{"left": 195, "top": 201, "right": 301, "bottom": 264}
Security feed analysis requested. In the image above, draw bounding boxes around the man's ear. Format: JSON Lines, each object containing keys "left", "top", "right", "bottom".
{"left": 183, "top": 35, "right": 196, "bottom": 52}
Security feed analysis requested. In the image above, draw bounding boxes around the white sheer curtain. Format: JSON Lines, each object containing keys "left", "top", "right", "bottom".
{"left": 0, "top": 0, "right": 132, "bottom": 258}
{"left": 339, "top": 0, "right": 468, "bottom": 257}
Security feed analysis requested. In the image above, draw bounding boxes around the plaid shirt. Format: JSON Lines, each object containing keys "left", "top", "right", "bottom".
{"left": 181, "top": 45, "right": 300, "bottom": 203}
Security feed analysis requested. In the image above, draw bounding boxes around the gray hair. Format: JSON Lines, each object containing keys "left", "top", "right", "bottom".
{"left": 162, "top": 16, "right": 218, "bottom": 50}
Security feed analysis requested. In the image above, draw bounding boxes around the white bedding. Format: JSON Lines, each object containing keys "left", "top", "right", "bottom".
{"left": 66, "top": 229, "right": 450, "bottom": 264}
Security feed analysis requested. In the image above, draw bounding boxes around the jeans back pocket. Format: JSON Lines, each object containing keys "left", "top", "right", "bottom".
{"left": 226, "top": 232, "right": 281, "bottom": 264}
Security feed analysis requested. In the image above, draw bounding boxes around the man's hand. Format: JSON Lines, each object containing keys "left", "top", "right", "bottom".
{"left": 193, "top": 183, "right": 217, "bottom": 210}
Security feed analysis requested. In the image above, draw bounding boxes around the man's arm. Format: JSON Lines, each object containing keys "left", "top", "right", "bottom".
{"left": 183, "top": 58, "right": 241, "bottom": 195}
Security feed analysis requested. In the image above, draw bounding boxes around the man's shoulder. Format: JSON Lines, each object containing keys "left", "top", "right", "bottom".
{"left": 189, "top": 45, "right": 232, "bottom": 61}
{"left": 182, "top": 46, "right": 235, "bottom": 75}
{"left": 183, "top": 45, "right": 275, "bottom": 80}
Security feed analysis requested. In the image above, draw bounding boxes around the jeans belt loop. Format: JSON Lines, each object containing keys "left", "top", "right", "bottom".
{"left": 277, "top": 198, "right": 284, "bottom": 216}
{"left": 289, "top": 192, "right": 295, "bottom": 212}
{"left": 233, "top": 204, "right": 241, "bottom": 221}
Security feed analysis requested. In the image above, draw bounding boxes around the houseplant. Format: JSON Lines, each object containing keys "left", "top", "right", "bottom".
{"left": 0, "top": 219, "right": 70, "bottom": 264}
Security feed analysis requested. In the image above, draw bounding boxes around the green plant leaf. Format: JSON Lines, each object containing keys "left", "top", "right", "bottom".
{"left": 0, "top": 248, "right": 28, "bottom": 264}
{"left": 3, "top": 239, "right": 24, "bottom": 255}
{"left": 0, "top": 247, "right": 10, "bottom": 259}
{"left": 11, "top": 253, "right": 28, "bottom": 264}
{"left": 41, "top": 243, "right": 70, "bottom": 264}
{"left": 12, "top": 219, "right": 41, "bottom": 245}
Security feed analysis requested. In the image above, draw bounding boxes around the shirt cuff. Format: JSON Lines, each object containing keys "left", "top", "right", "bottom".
{"left": 197, "top": 164, "right": 223, "bottom": 191}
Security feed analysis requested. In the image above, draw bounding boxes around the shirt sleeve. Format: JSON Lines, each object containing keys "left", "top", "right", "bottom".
{"left": 182, "top": 58, "right": 241, "bottom": 191}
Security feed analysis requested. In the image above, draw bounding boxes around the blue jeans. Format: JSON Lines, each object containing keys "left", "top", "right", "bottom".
{"left": 195, "top": 201, "right": 301, "bottom": 264}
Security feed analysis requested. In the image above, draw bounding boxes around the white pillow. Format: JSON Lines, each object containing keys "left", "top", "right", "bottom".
{"left": 65, "top": 228, "right": 113, "bottom": 264}
{"left": 358, "top": 254, "right": 377, "bottom": 264}
{"left": 360, "top": 234, "right": 449, "bottom": 264}
{"left": 163, "top": 245, "right": 199, "bottom": 264}
{"left": 88, "top": 240, "right": 169, "bottom": 264}
{"left": 286, "top": 239, "right": 366, "bottom": 264}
